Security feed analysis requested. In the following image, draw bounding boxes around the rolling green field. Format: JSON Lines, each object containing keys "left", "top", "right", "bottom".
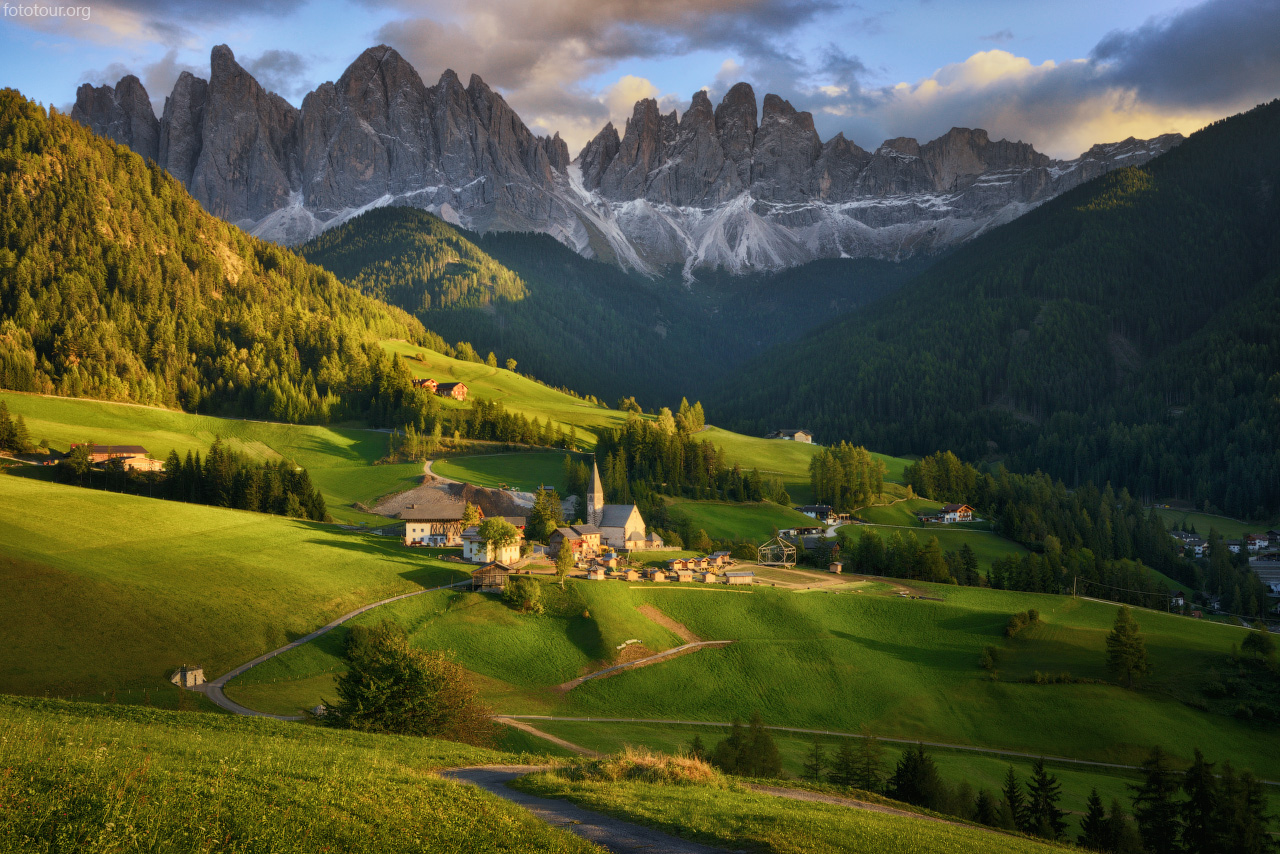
{"left": 0, "top": 696, "right": 595, "bottom": 854}
{"left": 218, "top": 576, "right": 1278, "bottom": 780}
{"left": 515, "top": 771, "right": 1062, "bottom": 854}
{"left": 432, "top": 451, "right": 586, "bottom": 493}
{"left": 0, "top": 474, "right": 468, "bottom": 697}
{"left": 842, "top": 521, "right": 1028, "bottom": 571}
{"left": 1152, "top": 506, "right": 1272, "bottom": 541}
{"left": 0, "top": 390, "right": 419, "bottom": 525}
{"left": 663, "top": 498, "right": 819, "bottom": 542}
{"left": 854, "top": 498, "right": 945, "bottom": 526}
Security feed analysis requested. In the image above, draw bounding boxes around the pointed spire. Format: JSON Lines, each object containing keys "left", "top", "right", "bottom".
{"left": 588, "top": 458, "right": 605, "bottom": 526}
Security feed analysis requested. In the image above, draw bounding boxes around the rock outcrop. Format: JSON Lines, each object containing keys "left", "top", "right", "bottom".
{"left": 71, "top": 43, "right": 1184, "bottom": 275}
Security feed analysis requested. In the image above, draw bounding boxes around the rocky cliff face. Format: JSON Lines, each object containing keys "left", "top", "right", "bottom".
{"left": 72, "top": 44, "right": 1183, "bottom": 275}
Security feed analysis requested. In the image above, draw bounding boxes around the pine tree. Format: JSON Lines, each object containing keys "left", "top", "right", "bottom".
{"left": 888, "top": 744, "right": 945, "bottom": 810}
{"left": 10, "top": 413, "right": 30, "bottom": 452}
{"left": 1218, "top": 763, "right": 1276, "bottom": 854}
{"left": 1180, "top": 749, "right": 1221, "bottom": 854}
{"left": 710, "top": 718, "right": 747, "bottom": 774}
{"left": 1079, "top": 789, "right": 1109, "bottom": 850}
{"left": 1106, "top": 605, "right": 1149, "bottom": 687}
{"left": 1132, "top": 746, "right": 1183, "bottom": 854}
{"left": 0, "top": 402, "right": 13, "bottom": 450}
{"left": 851, "top": 728, "right": 886, "bottom": 792}
{"left": 1026, "top": 757, "right": 1067, "bottom": 839}
{"left": 687, "top": 734, "right": 706, "bottom": 760}
{"left": 802, "top": 740, "right": 827, "bottom": 781}
{"left": 829, "top": 740, "right": 857, "bottom": 787}
{"left": 975, "top": 788, "right": 1000, "bottom": 826}
{"left": 743, "top": 711, "right": 782, "bottom": 778}
{"left": 1001, "top": 766, "right": 1028, "bottom": 832}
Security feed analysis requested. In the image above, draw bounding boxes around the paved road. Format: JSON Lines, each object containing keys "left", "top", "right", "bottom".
{"left": 441, "top": 766, "right": 735, "bottom": 854}
{"left": 195, "top": 579, "right": 471, "bottom": 718}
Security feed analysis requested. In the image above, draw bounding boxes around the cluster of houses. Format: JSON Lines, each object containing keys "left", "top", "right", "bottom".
{"left": 411, "top": 378, "right": 468, "bottom": 401}
{"left": 581, "top": 551, "right": 753, "bottom": 585}
{"left": 69, "top": 444, "right": 165, "bottom": 472}
{"left": 916, "top": 504, "right": 975, "bottom": 524}
{"left": 766, "top": 429, "right": 813, "bottom": 443}
{"left": 1169, "top": 529, "right": 1280, "bottom": 559}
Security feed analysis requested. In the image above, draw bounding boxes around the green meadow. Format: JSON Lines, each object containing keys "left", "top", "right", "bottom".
{"left": 663, "top": 498, "right": 819, "bottom": 541}
{"left": 1151, "top": 506, "right": 1272, "bottom": 541}
{"left": 0, "top": 696, "right": 595, "bottom": 854}
{"left": 854, "top": 498, "right": 946, "bottom": 526}
{"left": 0, "top": 474, "right": 467, "bottom": 697}
{"left": 0, "top": 390, "right": 419, "bottom": 525}
{"left": 218, "top": 576, "right": 1278, "bottom": 780}
{"left": 842, "top": 521, "right": 1028, "bottom": 571}
{"left": 431, "top": 451, "right": 585, "bottom": 493}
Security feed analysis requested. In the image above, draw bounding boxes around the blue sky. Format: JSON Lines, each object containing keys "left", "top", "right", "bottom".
{"left": 2, "top": 0, "right": 1278, "bottom": 157}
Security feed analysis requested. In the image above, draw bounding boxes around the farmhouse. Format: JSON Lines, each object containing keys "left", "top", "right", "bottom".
{"left": 1245, "top": 533, "right": 1269, "bottom": 552}
{"left": 585, "top": 460, "right": 663, "bottom": 550}
{"left": 549, "top": 525, "right": 601, "bottom": 560}
{"left": 413, "top": 378, "right": 438, "bottom": 392}
{"left": 725, "top": 570, "right": 755, "bottom": 585}
{"left": 400, "top": 494, "right": 472, "bottom": 546}
{"left": 461, "top": 525, "right": 524, "bottom": 565}
{"left": 471, "top": 562, "right": 513, "bottom": 593}
{"left": 72, "top": 444, "right": 164, "bottom": 471}
{"left": 941, "top": 504, "right": 974, "bottom": 523}
{"left": 436, "top": 381, "right": 468, "bottom": 401}
{"left": 766, "top": 429, "right": 813, "bottom": 443}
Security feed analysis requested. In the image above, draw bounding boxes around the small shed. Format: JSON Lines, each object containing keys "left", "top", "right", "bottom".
{"left": 170, "top": 665, "right": 205, "bottom": 688}
{"left": 829, "top": 562, "right": 844, "bottom": 574}
{"left": 699, "top": 571, "right": 719, "bottom": 583}
{"left": 725, "top": 570, "right": 755, "bottom": 586}
{"left": 649, "top": 569, "right": 669, "bottom": 582}
{"left": 586, "top": 567, "right": 607, "bottom": 581}
{"left": 623, "top": 568, "right": 641, "bottom": 582}
{"left": 472, "top": 562, "right": 514, "bottom": 593}
{"left": 675, "top": 569, "right": 695, "bottom": 583}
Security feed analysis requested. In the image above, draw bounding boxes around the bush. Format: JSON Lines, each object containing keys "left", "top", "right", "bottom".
{"left": 556, "top": 747, "right": 725, "bottom": 786}
{"left": 503, "top": 576, "right": 544, "bottom": 614}
{"left": 1005, "top": 609, "right": 1042, "bottom": 639}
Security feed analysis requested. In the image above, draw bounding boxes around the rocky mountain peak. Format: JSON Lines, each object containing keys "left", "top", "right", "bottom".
{"left": 71, "top": 74, "right": 160, "bottom": 162}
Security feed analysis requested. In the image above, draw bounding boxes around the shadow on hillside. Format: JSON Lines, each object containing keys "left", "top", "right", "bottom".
{"left": 831, "top": 629, "right": 975, "bottom": 673}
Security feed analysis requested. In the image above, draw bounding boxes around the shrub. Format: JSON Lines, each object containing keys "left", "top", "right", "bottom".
{"left": 1005, "top": 609, "right": 1042, "bottom": 639}
{"left": 503, "top": 576, "right": 544, "bottom": 614}
{"left": 556, "top": 747, "right": 725, "bottom": 786}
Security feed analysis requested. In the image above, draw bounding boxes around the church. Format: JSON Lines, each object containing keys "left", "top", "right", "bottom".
{"left": 586, "top": 460, "right": 664, "bottom": 552}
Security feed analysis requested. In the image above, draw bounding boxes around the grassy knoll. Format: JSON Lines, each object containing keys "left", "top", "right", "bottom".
{"left": 663, "top": 498, "right": 817, "bottom": 542}
{"left": 216, "top": 576, "right": 1279, "bottom": 780}
{"left": 854, "top": 498, "right": 943, "bottom": 526}
{"left": 1151, "top": 506, "right": 1273, "bottom": 540}
{"left": 432, "top": 451, "right": 585, "bottom": 493}
{"left": 0, "top": 696, "right": 595, "bottom": 854}
{"left": 842, "top": 522, "right": 1027, "bottom": 571}
{"left": 381, "top": 339, "right": 916, "bottom": 506}
{"left": 0, "top": 474, "right": 467, "bottom": 697}
{"left": 515, "top": 771, "right": 1062, "bottom": 854}
{"left": 225, "top": 581, "right": 688, "bottom": 717}
{"left": 525, "top": 720, "right": 1139, "bottom": 836}
{"left": 0, "top": 390, "right": 420, "bottom": 525}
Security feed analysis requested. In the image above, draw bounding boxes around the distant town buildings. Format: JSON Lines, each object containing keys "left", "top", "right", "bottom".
{"left": 401, "top": 494, "right": 472, "bottom": 546}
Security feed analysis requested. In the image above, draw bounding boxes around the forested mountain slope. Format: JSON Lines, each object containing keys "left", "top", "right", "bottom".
{"left": 714, "top": 99, "right": 1280, "bottom": 518}
{"left": 303, "top": 208, "right": 924, "bottom": 405}
{"left": 0, "top": 90, "right": 442, "bottom": 425}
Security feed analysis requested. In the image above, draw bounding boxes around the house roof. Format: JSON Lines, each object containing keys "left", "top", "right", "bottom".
{"left": 725, "top": 570, "right": 755, "bottom": 577}
{"left": 796, "top": 505, "right": 833, "bottom": 514}
{"left": 572, "top": 524, "right": 602, "bottom": 536}
{"left": 942, "top": 504, "right": 971, "bottom": 512}
{"left": 436, "top": 381, "right": 467, "bottom": 393}
{"left": 399, "top": 493, "right": 467, "bottom": 521}
{"left": 599, "top": 504, "right": 640, "bottom": 528}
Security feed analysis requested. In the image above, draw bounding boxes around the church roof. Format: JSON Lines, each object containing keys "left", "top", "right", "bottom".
{"left": 600, "top": 504, "right": 640, "bottom": 529}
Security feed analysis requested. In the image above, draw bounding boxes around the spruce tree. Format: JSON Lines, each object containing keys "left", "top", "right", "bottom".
{"left": 687, "top": 734, "right": 706, "bottom": 760}
{"left": 802, "top": 740, "right": 827, "bottom": 781}
{"left": 1026, "top": 757, "right": 1067, "bottom": 839}
{"left": 1181, "top": 749, "right": 1220, "bottom": 854}
{"left": 11, "top": 413, "right": 30, "bottom": 452}
{"left": 975, "top": 788, "right": 1000, "bottom": 827}
{"left": 1001, "top": 766, "right": 1028, "bottom": 832}
{"left": 1106, "top": 605, "right": 1149, "bottom": 687}
{"left": 743, "top": 711, "right": 782, "bottom": 778}
{"left": 829, "top": 740, "right": 857, "bottom": 787}
{"left": 1079, "top": 788, "right": 1109, "bottom": 850}
{"left": 1132, "top": 746, "right": 1182, "bottom": 854}
{"left": 710, "top": 718, "right": 747, "bottom": 774}
{"left": 888, "top": 744, "right": 945, "bottom": 810}
{"left": 1219, "top": 763, "right": 1276, "bottom": 854}
{"left": 851, "top": 728, "right": 886, "bottom": 792}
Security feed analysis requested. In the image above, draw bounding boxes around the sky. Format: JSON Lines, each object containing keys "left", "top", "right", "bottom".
{"left": 1, "top": 0, "right": 1278, "bottom": 159}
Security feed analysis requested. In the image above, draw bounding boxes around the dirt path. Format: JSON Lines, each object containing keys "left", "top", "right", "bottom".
{"left": 496, "top": 717, "right": 601, "bottom": 756}
{"left": 555, "top": 641, "right": 734, "bottom": 692}
{"left": 441, "top": 766, "right": 733, "bottom": 854}
{"left": 195, "top": 579, "right": 471, "bottom": 718}
{"left": 637, "top": 604, "right": 701, "bottom": 643}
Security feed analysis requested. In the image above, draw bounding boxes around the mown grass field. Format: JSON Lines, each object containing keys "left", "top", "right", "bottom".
{"left": 219, "top": 576, "right": 1279, "bottom": 780}
{"left": 432, "top": 451, "right": 585, "bottom": 493}
{"left": 663, "top": 498, "right": 818, "bottom": 542}
{"left": 0, "top": 390, "right": 419, "bottom": 525}
{"left": 515, "top": 771, "right": 1063, "bottom": 854}
{"left": 527, "top": 719, "right": 1141, "bottom": 836}
{"left": 1151, "top": 506, "right": 1272, "bottom": 541}
{"left": 0, "top": 474, "right": 468, "bottom": 697}
{"left": 0, "top": 696, "right": 595, "bottom": 854}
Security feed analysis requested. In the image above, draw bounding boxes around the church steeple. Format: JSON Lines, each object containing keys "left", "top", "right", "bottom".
{"left": 587, "top": 458, "right": 605, "bottom": 526}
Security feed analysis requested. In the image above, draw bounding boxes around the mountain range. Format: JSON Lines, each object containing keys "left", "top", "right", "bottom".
{"left": 71, "top": 44, "right": 1182, "bottom": 275}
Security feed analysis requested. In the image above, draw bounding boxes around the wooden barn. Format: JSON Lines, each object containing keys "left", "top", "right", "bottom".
{"left": 471, "top": 562, "right": 514, "bottom": 593}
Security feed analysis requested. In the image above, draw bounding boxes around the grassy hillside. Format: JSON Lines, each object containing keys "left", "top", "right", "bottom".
{"left": 516, "top": 770, "right": 1063, "bottom": 854}
{"left": 0, "top": 474, "right": 466, "bottom": 696}
{"left": 663, "top": 498, "right": 818, "bottom": 542}
{"left": 714, "top": 100, "right": 1280, "bottom": 519}
{"left": 219, "top": 577, "right": 1278, "bottom": 779}
{"left": 431, "top": 451, "right": 584, "bottom": 493}
{"left": 1152, "top": 506, "right": 1273, "bottom": 540}
{"left": 0, "top": 390, "right": 419, "bottom": 525}
{"left": 0, "top": 697, "right": 597, "bottom": 854}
